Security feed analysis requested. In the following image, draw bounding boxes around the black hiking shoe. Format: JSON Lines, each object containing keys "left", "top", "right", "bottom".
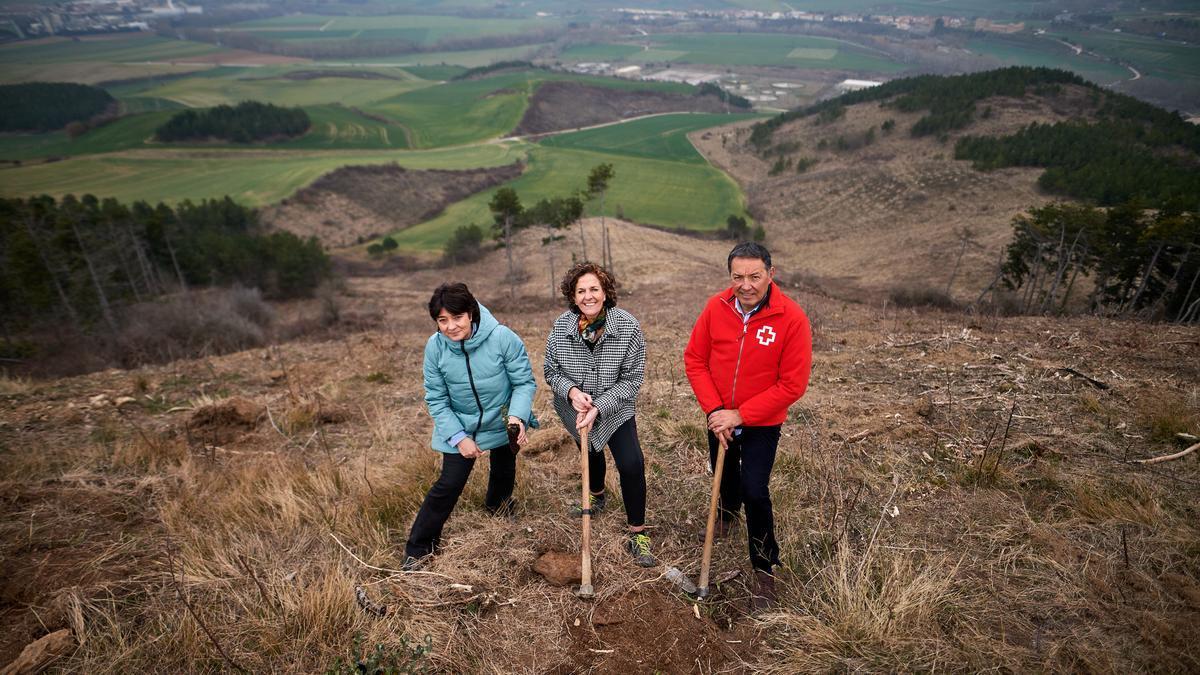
{"left": 626, "top": 532, "right": 656, "bottom": 567}
{"left": 571, "top": 492, "right": 606, "bottom": 518}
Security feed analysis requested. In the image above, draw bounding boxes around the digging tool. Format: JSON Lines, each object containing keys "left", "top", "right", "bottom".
{"left": 576, "top": 423, "right": 595, "bottom": 600}
{"left": 696, "top": 433, "right": 729, "bottom": 598}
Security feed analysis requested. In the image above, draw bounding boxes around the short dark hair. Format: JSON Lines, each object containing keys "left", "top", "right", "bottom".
{"left": 428, "top": 282, "right": 480, "bottom": 324}
{"left": 559, "top": 261, "right": 618, "bottom": 313}
{"left": 727, "top": 241, "right": 772, "bottom": 272}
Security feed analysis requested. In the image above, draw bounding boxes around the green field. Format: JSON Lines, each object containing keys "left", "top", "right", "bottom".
{"left": 559, "top": 43, "right": 645, "bottom": 61}
{"left": 224, "top": 13, "right": 561, "bottom": 46}
{"left": 323, "top": 43, "right": 552, "bottom": 67}
{"left": 539, "top": 113, "right": 761, "bottom": 164}
{"left": 0, "top": 144, "right": 525, "bottom": 206}
{"left": 0, "top": 103, "right": 410, "bottom": 160}
{"left": 401, "top": 64, "right": 468, "bottom": 81}
{"left": 0, "top": 61, "right": 214, "bottom": 86}
{"left": 134, "top": 66, "right": 428, "bottom": 108}
{"left": 280, "top": 105, "right": 410, "bottom": 150}
{"left": 1043, "top": 28, "right": 1200, "bottom": 82}
{"left": 0, "top": 111, "right": 173, "bottom": 161}
{"left": 391, "top": 144, "right": 746, "bottom": 250}
{"left": 967, "top": 35, "right": 1131, "bottom": 85}
{"left": 0, "top": 33, "right": 756, "bottom": 247}
{"left": 0, "top": 68, "right": 705, "bottom": 160}
{"left": 583, "top": 33, "right": 906, "bottom": 71}
{"left": 371, "top": 70, "right": 694, "bottom": 148}
{"left": 0, "top": 34, "right": 224, "bottom": 64}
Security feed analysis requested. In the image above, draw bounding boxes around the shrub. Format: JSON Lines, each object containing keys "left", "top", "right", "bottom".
{"left": 442, "top": 224, "right": 485, "bottom": 265}
{"left": 725, "top": 214, "right": 749, "bottom": 240}
{"left": 888, "top": 284, "right": 960, "bottom": 310}
{"left": 118, "top": 287, "right": 274, "bottom": 365}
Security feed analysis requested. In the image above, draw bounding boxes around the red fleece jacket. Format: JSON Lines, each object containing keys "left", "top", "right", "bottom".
{"left": 684, "top": 282, "right": 812, "bottom": 427}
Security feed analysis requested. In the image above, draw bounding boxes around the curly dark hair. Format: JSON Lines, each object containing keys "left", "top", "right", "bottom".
{"left": 559, "top": 261, "right": 618, "bottom": 314}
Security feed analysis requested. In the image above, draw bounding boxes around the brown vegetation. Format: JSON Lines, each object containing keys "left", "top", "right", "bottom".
{"left": 513, "top": 81, "right": 733, "bottom": 137}
{"left": 261, "top": 162, "right": 524, "bottom": 248}
{"left": 692, "top": 86, "right": 1105, "bottom": 303}
{"left": 1, "top": 221, "right": 1197, "bottom": 671}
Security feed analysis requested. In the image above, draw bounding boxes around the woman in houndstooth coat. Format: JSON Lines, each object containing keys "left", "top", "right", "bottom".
{"left": 544, "top": 262, "right": 655, "bottom": 567}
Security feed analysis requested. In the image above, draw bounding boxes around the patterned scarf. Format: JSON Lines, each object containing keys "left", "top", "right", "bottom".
{"left": 577, "top": 309, "right": 607, "bottom": 345}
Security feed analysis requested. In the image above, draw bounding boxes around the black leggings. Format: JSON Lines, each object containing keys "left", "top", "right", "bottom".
{"left": 588, "top": 417, "right": 647, "bottom": 528}
{"left": 405, "top": 444, "right": 516, "bottom": 559}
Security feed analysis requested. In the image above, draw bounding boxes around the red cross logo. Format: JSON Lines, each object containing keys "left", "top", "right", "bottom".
{"left": 756, "top": 325, "right": 776, "bottom": 346}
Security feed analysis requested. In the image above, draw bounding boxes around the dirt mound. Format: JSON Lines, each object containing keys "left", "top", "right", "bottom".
{"left": 559, "top": 589, "right": 758, "bottom": 674}
{"left": 186, "top": 397, "right": 263, "bottom": 443}
{"left": 513, "top": 81, "right": 732, "bottom": 136}
{"left": 533, "top": 551, "right": 581, "bottom": 586}
{"left": 262, "top": 162, "right": 523, "bottom": 248}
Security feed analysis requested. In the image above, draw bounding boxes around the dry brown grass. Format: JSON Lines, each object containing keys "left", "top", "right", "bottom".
{"left": 2, "top": 223, "right": 1198, "bottom": 673}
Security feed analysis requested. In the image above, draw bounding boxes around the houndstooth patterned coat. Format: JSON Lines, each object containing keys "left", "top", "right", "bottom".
{"left": 543, "top": 307, "right": 645, "bottom": 453}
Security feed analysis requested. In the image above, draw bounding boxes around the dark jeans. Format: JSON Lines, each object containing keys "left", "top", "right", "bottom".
{"left": 587, "top": 418, "right": 647, "bottom": 528}
{"left": 707, "top": 426, "right": 782, "bottom": 572}
{"left": 405, "top": 444, "right": 516, "bottom": 559}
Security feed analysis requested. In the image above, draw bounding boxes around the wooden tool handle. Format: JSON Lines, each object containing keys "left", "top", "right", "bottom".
{"left": 697, "top": 433, "right": 728, "bottom": 597}
{"left": 579, "top": 424, "right": 593, "bottom": 594}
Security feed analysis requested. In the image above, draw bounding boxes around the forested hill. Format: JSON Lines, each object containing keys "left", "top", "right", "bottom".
{"left": 751, "top": 66, "right": 1200, "bottom": 210}
{"left": 0, "top": 82, "right": 115, "bottom": 133}
{"left": 737, "top": 65, "right": 1200, "bottom": 324}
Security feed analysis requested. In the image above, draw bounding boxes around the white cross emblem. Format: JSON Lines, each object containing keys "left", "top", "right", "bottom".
{"left": 756, "top": 325, "right": 776, "bottom": 346}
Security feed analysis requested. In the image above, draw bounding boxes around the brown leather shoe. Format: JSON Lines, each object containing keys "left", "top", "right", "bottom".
{"left": 750, "top": 569, "right": 777, "bottom": 614}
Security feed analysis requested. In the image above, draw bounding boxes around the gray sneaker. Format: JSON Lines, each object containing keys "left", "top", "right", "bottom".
{"left": 571, "top": 492, "right": 606, "bottom": 518}
{"left": 401, "top": 555, "right": 428, "bottom": 572}
{"left": 627, "top": 532, "right": 656, "bottom": 567}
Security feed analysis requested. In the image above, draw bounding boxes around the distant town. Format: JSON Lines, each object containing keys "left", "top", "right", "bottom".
{"left": 0, "top": 0, "right": 201, "bottom": 39}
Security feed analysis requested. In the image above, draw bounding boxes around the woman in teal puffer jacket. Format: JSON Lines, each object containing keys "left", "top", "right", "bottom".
{"left": 404, "top": 282, "right": 537, "bottom": 568}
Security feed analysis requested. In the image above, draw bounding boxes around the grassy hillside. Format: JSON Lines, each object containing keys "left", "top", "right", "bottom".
{"left": 2, "top": 220, "right": 1196, "bottom": 672}
{"left": 1044, "top": 27, "right": 1200, "bottom": 81}
{"left": 966, "top": 34, "right": 1135, "bottom": 85}
{"left": 0, "top": 144, "right": 524, "bottom": 206}
{"left": 0, "top": 111, "right": 173, "bottom": 161}
{"left": 390, "top": 143, "right": 747, "bottom": 251}
{"left": 637, "top": 33, "right": 906, "bottom": 71}
{"left": 135, "top": 67, "right": 428, "bottom": 109}
{"left": 540, "top": 112, "right": 762, "bottom": 164}
{"left": 371, "top": 71, "right": 694, "bottom": 148}
{"left": 0, "top": 104, "right": 411, "bottom": 160}
{"left": 0, "top": 34, "right": 224, "bottom": 64}
{"left": 223, "top": 13, "right": 562, "bottom": 46}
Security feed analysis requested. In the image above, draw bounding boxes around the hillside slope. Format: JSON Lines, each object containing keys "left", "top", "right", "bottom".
{"left": 694, "top": 85, "right": 1103, "bottom": 302}
{"left": 2, "top": 221, "right": 1198, "bottom": 672}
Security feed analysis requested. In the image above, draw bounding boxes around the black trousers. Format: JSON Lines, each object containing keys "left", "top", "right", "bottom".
{"left": 587, "top": 418, "right": 647, "bottom": 528}
{"left": 707, "top": 426, "right": 782, "bottom": 572}
{"left": 405, "top": 444, "right": 516, "bottom": 559}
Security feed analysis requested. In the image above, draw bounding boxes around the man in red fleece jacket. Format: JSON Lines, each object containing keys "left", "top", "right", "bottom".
{"left": 684, "top": 242, "right": 812, "bottom": 612}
